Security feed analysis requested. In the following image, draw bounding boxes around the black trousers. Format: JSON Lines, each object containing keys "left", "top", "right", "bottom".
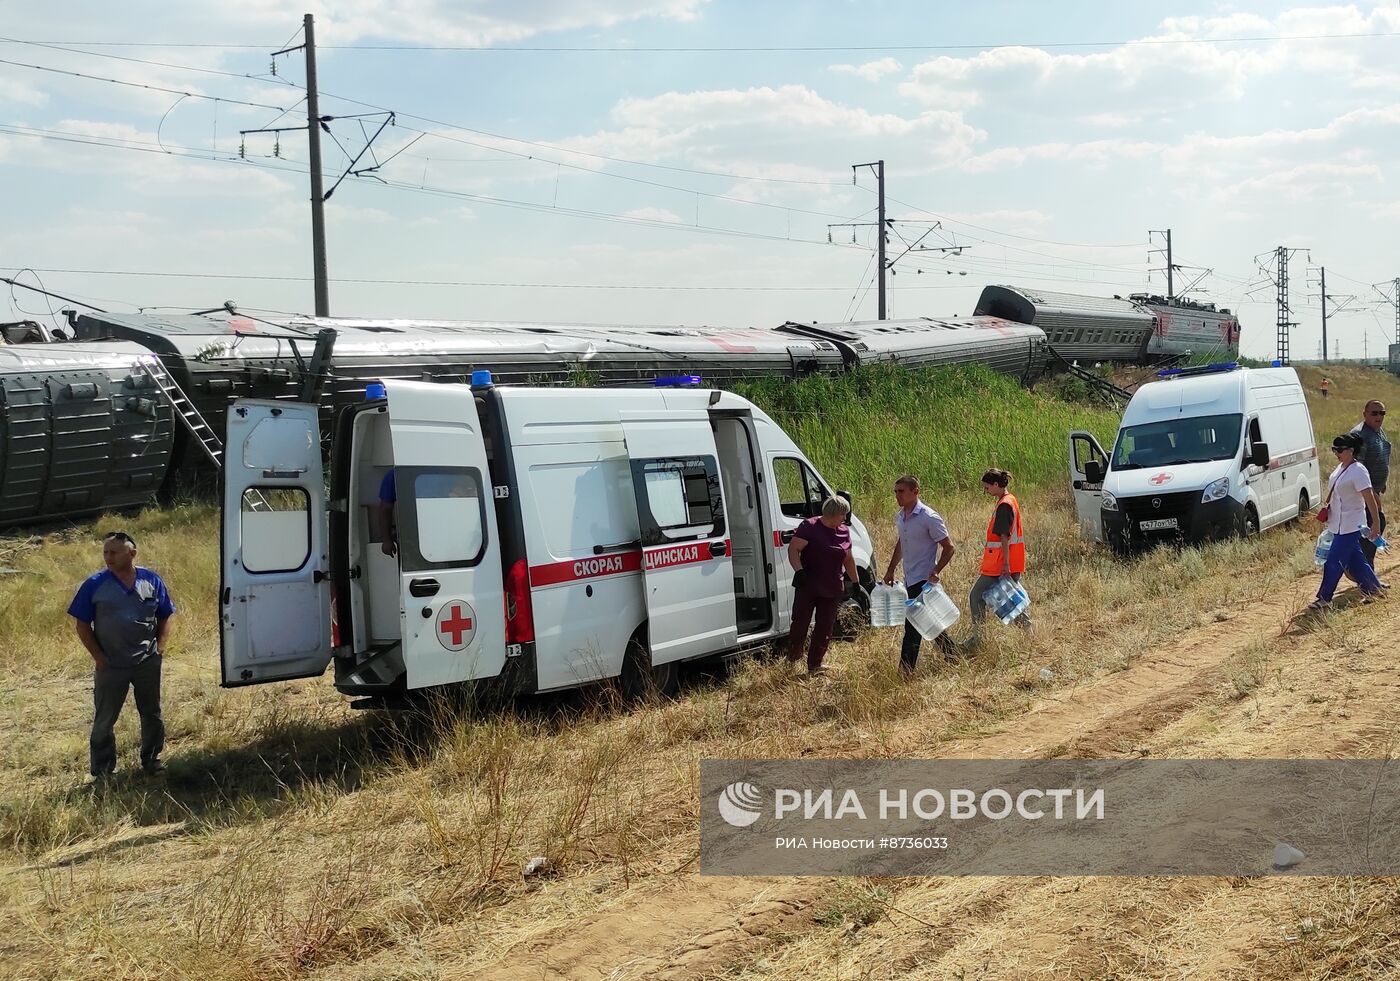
{"left": 900, "top": 581, "right": 954, "bottom": 671}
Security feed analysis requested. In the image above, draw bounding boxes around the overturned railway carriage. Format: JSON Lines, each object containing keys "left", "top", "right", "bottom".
{"left": 776, "top": 316, "right": 1045, "bottom": 378}
{"left": 974, "top": 285, "right": 1157, "bottom": 363}
{"left": 0, "top": 342, "right": 174, "bottom": 525}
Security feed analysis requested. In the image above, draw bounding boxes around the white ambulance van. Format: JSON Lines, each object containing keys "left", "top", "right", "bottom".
{"left": 1067, "top": 362, "right": 1319, "bottom": 553}
{"left": 219, "top": 375, "right": 876, "bottom": 704}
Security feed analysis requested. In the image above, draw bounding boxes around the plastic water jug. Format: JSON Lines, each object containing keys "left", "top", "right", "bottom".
{"left": 904, "top": 582, "right": 960, "bottom": 640}
{"left": 1375, "top": 535, "right": 1389, "bottom": 553}
{"left": 869, "top": 582, "right": 907, "bottom": 628}
{"left": 982, "top": 576, "right": 1030, "bottom": 625}
{"left": 1314, "top": 530, "right": 1334, "bottom": 567}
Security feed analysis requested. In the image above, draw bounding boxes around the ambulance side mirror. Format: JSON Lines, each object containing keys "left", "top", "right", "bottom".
{"left": 837, "top": 489, "right": 853, "bottom": 522}
{"left": 1250, "top": 442, "right": 1270, "bottom": 468}
{"left": 1084, "top": 460, "right": 1104, "bottom": 484}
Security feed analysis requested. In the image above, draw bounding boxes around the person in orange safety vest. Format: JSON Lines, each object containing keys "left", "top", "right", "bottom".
{"left": 968, "top": 468, "right": 1032, "bottom": 632}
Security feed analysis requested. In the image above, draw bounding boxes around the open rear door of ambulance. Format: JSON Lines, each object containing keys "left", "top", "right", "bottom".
{"left": 621, "top": 409, "right": 738, "bottom": 664}
{"left": 221, "top": 400, "right": 333, "bottom": 687}
{"left": 384, "top": 381, "right": 505, "bottom": 690}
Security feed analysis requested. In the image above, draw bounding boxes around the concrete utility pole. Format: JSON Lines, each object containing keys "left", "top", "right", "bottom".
{"left": 271, "top": 15, "right": 329, "bottom": 316}
{"left": 1149, "top": 229, "right": 1177, "bottom": 301}
{"left": 304, "top": 14, "right": 329, "bottom": 317}
{"left": 1394, "top": 277, "right": 1400, "bottom": 345}
{"left": 1320, "top": 266, "right": 1328, "bottom": 365}
{"left": 851, "top": 160, "right": 887, "bottom": 318}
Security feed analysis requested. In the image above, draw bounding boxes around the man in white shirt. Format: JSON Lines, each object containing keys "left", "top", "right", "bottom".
{"left": 882, "top": 474, "right": 957, "bottom": 674}
{"left": 1310, "top": 433, "right": 1384, "bottom": 610}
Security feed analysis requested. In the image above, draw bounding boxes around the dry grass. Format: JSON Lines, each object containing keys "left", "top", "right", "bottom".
{"left": 1, "top": 362, "right": 1398, "bottom": 979}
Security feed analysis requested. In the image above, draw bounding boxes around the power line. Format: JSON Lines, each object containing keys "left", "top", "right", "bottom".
{"left": 389, "top": 124, "right": 866, "bottom": 220}
{"left": 0, "top": 123, "right": 868, "bottom": 249}
{"left": 0, "top": 35, "right": 296, "bottom": 84}
{"left": 2, "top": 33, "right": 840, "bottom": 187}
{"left": 0, "top": 55, "right": 293, "bottom": 110}
{"left": 11, "top": 30, "right": 1400, "bottom": 51}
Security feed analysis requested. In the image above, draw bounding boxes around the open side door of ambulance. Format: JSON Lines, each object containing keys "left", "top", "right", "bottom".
{"left": 221, "top": 400, "right": 334, "bottom": 686}
{"left": 622, "top": 409, "right": 738, "bottom": 664}
{"left": 1069, "top": 430, "right": 1109, "bottom": 543}
{"left": 384, "top": 381, "right": 506, "bottom": 690}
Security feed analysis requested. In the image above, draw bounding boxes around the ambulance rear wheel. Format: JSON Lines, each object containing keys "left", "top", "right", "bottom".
{"left": 619, "top": 633, "right": 679, "bottom": 701}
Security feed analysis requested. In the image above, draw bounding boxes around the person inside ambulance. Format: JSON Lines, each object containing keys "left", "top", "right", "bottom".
{"left": 786, "top": 495, "right": 861, "bottom": 676}
{"left": 375, "top": 468, "right": 399, "bottom": 557}
{"left": 374, "top": 468, "right": 475, "bottom": 558}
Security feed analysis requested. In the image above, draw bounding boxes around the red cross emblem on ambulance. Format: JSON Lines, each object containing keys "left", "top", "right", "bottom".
{"left": 435, "top": 602, "right": 476, "bottom": 652}
{"left": 1149, "top": 472, "right": 1173, "bottom": 486}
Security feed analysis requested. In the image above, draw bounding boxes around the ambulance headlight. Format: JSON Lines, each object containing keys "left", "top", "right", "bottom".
{"left": 1102, "top": 492, "right": 1119, "bottom": 512}
{"left": 1202, "top": 477, "right": 1231, "bottom": 503}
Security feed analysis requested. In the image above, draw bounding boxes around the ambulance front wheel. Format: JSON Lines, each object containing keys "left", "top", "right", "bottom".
{"left": 619, "top": 630, "right": 679, "bottom": 701}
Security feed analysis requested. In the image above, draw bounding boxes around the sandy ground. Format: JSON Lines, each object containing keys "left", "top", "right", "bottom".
{"left": 459, "top": 556, "right": 1400, "bottom": 980}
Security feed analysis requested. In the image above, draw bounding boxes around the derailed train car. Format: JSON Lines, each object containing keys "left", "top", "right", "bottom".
{"left": 0, "top": 341, "right": 174, "bottom": 525}
{"left": 973, "top": 285, "right": 1156, "bottom": 362}
{"left": 777, "top": 316, "right": 1045, "bottom": 380}
{"left": 974, "top": 284, "right": 1243, "bottom": 364}
{"left": 1132, "top": 294, "right": 1242, "bottom": 361}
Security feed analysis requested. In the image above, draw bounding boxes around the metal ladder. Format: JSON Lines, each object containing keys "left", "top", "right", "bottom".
{"left": 136, "top": 359, "right": 224, "bottom": 470}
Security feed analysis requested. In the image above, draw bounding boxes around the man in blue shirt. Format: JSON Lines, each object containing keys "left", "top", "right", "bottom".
{"left": 882, "top": 474, "right": 957, "bottom": 675}
{"left": 68, "top": 531, "right": 176, "bottom": 778}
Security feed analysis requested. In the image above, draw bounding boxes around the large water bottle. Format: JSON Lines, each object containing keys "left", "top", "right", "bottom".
{"left": 1314, "top": 530, "right": 1334, "bottom": 567}
{"left": 905, "top": 582, "right": 960, "bottom": 640}
{"left": 869, "top": 582, "right": 906, "bottom": 628}
{"left": 982, "top": 576, "right": 1031, "bottom": 625}
{"left": 1374, "top": 535, "right": 1389, "bottom": 553}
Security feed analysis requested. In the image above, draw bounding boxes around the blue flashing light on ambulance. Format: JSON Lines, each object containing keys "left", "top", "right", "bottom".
{"left": 1068, "top": 363, "right": 1319, "bottom": 554}
{"left": 218, "top": 374, "right": 876, "bottom": 706}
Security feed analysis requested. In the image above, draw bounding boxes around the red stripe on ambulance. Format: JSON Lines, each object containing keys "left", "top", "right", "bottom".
{"left": 530, "top": 550, "right": 642, "bottom": 587}
{"left": 529, "top": 538, "right": 731, "bottom": 587}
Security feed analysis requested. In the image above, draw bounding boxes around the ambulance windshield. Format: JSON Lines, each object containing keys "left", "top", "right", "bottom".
{"left": 1111, "top": 413, "right": 1242, "bottom": 470}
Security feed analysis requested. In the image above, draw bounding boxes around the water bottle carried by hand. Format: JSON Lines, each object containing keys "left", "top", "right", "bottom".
{"left": 983, "top": 575, "right": 1031, "bottom": 625}
{"left": 1314, "top": 530, "right": 1334, "bottom": 567}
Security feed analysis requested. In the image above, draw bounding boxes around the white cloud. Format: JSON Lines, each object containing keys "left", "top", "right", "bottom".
{"left": 1213, "top": 161, "right": 1384, "bottom": 203}
{"left": 562, "top": 85, "right": 985, "bottom": 179}
{"left": 278, "top": 0, "right": 711, "bottom": 47}
{"left": 829, "top": 58, "right": 903, "bottom": 82}
{"left": 0, "top": 75, "right": 48, "bottom": 108}
{"left": 622, "top": 206, "right": 684, "bottom": 223}
{"left": 961, "top": 138, "right": 1162, "bottom": 174}
{"left": 900, "top": 4, "right": 1400, "bottom": 120}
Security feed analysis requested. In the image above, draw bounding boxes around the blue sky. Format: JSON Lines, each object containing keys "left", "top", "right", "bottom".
{"left": 3, "top": 1, "right": 1399, "bottom": 360}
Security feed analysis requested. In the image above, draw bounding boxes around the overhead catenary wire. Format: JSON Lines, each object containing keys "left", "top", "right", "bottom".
{"left": 0, "top": 35, "right": 851, "bottom": 187}
{"left": 0, "top": 55, "right": 295, "bottom": 111}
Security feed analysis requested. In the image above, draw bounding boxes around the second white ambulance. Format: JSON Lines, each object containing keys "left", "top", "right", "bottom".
{"left": 1068, "top": 362, "right": 1319, "bottom": 553}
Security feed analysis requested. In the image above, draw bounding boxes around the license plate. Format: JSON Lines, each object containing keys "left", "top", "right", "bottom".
{"left": 1139, "top": 517, "right": 1178, "bottom": 531}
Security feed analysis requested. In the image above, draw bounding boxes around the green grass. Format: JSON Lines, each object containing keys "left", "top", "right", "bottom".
{"left": 733, "top": 363, "right": 1122, "bottom": 501}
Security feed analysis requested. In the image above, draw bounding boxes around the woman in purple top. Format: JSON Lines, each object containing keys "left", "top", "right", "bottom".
{"left": 786, "top": 495, "right": 860, "bottom": 675}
